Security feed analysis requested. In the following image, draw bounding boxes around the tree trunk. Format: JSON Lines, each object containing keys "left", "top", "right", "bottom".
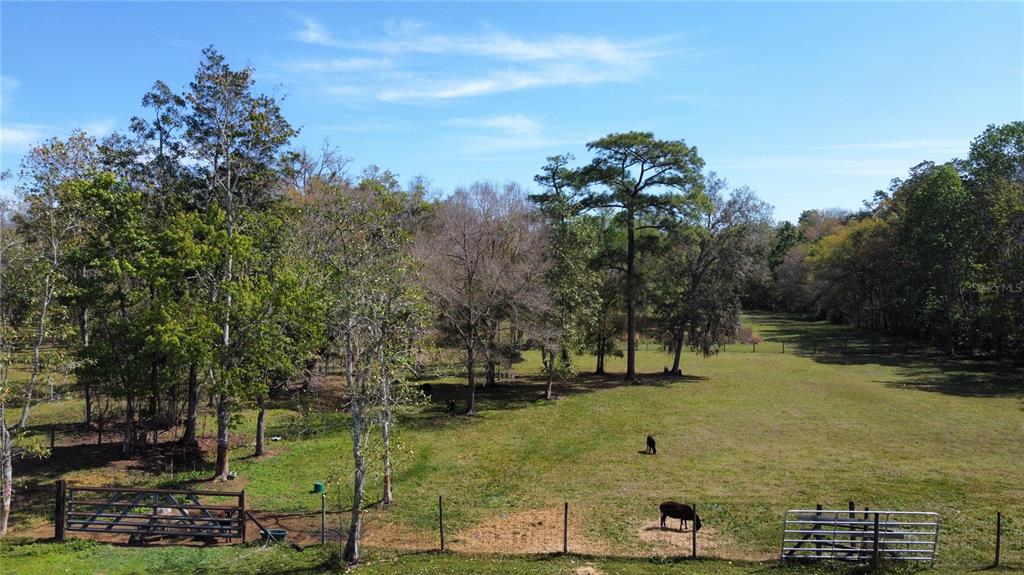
{"left": 595, "top": 333, "right": 606, "bottom": 375}
{"left": 486, "top": 357, "right": 496, "bottom": 387}
{"left": 123, "top": 391, "right": 135, "bottom": 456}
{"left": 380, "top": 359, "right": 394, "bottom": 506}
{"left": 255, "top": 397, "right": 266, "bottom": 457}
{"left": 544, "top": 350, "right": 555, "bottom": 400}
{"left": 625, "top": 214, "right": 637, "bottom": 381}
{"left": 343, "top": 344, "right": 366, "bottom": 565}
{"left": 147, "top": 389, "right": 157, "bottom": 452}
{"left": 84, "top": 385, "right": 93, "bottom": 427}
{"left": 15, "top": 281, "right": 53, "bottom": 432}
{"left": 214, "top": 393, "right": 230, "bottom": 480}
{"left": 465, "top": 344, "right": 477, "bottom": 415}
{"left": 80, "top": 305, "right": 92, "bottom": 426}
{"left": 1, "top": 403, "right": 12, "bottom": 537}
{"left": 343, "top": 416, "right": 365, "bottom": 564}
{"left": 182, "top": 363, "right": 198, "bottom": 446}
{"left": 670, "top": 328, "right": 685, "bottom": 375}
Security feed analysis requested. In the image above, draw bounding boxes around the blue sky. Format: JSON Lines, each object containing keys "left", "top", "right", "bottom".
{"left": 2, "top": 2, "right": 1021, "bottom": 222}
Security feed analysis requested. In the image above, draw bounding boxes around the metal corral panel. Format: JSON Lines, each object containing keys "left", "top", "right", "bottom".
{"left": 780, "top": 509, "right": 940, "bottom": 566}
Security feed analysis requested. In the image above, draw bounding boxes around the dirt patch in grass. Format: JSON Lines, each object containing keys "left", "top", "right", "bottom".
{"left": 362, "top": 512, "right": 436, "bottom": 551}
{"left": 449, "top": 506, "right": 612, "bottom": 555}
{"left": 635, "top": 519, "right": 771, "bottom": 562}
{"left": 571, "top": 566, "right": 605, "bottom": 575}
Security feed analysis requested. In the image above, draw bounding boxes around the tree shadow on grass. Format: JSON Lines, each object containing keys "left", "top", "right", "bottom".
{"left": 403, "top": 372, "right": 706, "bottom": 430}
{"left": 750, "top": 312, "right": 1024, "bottom": 401}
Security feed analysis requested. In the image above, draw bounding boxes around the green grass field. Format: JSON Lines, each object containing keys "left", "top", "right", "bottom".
{"left": 3, "top": 313, "right": 1023, "bottom": 574}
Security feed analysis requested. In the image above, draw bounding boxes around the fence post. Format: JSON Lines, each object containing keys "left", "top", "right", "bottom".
{"left": 814, "top": 504, "right": 822, "bottom": 556}
{"left": 239, "top": 490, "right": 247, "bottom": 543}
{"left": 781, "top": 341, "right": 785, "bottom": 354}
{"left": 872, "top": 512, "right": 880, "bottom": 569}
{"left": 438, "top": 495, "right": 446, "bottom": 551}
{"left": 563, "top": 501, "right": 569, "bottom": 554}
{"left": 321, "top": 493, "right": 327, "bottom": 545}
{"left": 994, "top": 511, "right": 1002, "bottom": 567}
{"left": 691, "top": 503, "right": 698, "bottom": 558}
{"left": 54, "top": 480, "right": 66, "bottom": 542}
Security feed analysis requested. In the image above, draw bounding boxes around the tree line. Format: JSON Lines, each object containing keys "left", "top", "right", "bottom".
{"left": 748, "top": 122, "right": 1023, "bottom": 357}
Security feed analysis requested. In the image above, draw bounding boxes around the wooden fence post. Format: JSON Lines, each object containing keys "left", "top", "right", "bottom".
{"left": 781, "top": 342, "right": 785, "bottom": 354}
{"left": 563, "top": 501, "right": 569, "bottom": 554}
{"left": 237, "top": 490, "right": 246, "bottom": 543}
{"left": 994, "top": 511, "right": 1002, "bottom": 567}
{"left": 54, "top": 480, "right": 66, "bottom": 542}
{"left": 438, "top": 495, "right": 446, "bottom": 551}
{"left": 691, "top": 503, "right": 698, "bottom": 558}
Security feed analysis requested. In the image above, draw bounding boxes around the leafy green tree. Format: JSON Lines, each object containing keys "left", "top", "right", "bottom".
{"left": 178, "top": 47, "right": 296, "bottom": 479}
{"left": 531, "top": 155, "right": 601, "bottom": 397}
{"left": 297, "top": 176, "right": 423, "bottom": 564}
{"left": 965, "top": 122, "right": 1024, "bottom": 355}
{"left": 900, "top": 164, "right": 978, "bottom": 355}
{"left": 573, "top": 132, "right": 705, "bottom": 380}
{"left": 653, "top": 177, "right": 772, "bottom": 374}
{"left": 586, "top": 214, "right": 627, "bottom": 375}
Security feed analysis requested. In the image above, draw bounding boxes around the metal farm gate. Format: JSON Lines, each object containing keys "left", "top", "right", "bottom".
{"left": 780, "top": 509, "right": 940, "bottom": 566}
{"left": 54, "top": 481, "right": 246, "bottom": 544}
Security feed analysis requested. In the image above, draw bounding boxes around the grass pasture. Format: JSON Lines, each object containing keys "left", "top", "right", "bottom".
{"left": 3, "top": 313, "right": 1023, "bottom": 574}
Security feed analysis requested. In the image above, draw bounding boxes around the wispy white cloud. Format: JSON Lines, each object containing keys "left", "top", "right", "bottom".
{"left": 82, "top": 118, "right": 116, "bottom": 138}
{"left": 288, "top": 17, "right": 681, "bottom": 101}
{"left": 364, "top": 19, "right": 666, "bottom": 67}
{"left": 0, "top": 76, "right": 20, "bottom": 109}
{"left": 296, "top": 16, "right": 336, "bottom": 47}
{"left": 446, "top": 114, "right": 540, "bottom": 137}
{"left": 0, "top": 123, "right": 52, "bottom": 152}
{"left": 377, "top": 65, "right": 621, "bottom": 101}
{"left": 0, "top": 118, "right": 117, "bottom": 154}
{"left": 290, "top": 57, "right": 392, "bottom": 73}
{"left": 442, "top": 113, "right": 568, "bottom": 154}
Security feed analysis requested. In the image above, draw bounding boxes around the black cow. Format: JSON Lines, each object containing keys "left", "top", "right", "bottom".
{"left": 659, "top": 502, "right": 702, "bottom": 532}
{"left": 646, "top": 434, "right": 657, "bottom": 455}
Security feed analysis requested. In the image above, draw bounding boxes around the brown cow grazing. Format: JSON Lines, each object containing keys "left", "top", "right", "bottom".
{"left": 660, "top": 501, "right": 702, "bottom": 532}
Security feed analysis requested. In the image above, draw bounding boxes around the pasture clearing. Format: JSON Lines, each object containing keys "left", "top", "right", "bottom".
{"left": 3, "top": 313, "right": 1022, "bottom": 574}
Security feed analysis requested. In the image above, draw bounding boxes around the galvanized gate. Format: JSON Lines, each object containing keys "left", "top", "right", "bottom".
{"left": 780, "top": 509, "right": 940, "bottom": 565}
{"left": 55, "top": 481, "right": 246, "bottom": 544}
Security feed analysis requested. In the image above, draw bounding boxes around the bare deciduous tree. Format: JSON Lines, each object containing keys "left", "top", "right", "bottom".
{"left": 417, "top": 182, "right": 549, "bottom": 414}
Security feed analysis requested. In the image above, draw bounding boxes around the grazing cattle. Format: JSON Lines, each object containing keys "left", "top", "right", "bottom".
{"left": 646, "top": 435, "right": 657, "bottom": 455}
{"left": 659, "top": 501, "right": 702, "bottom": 532}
